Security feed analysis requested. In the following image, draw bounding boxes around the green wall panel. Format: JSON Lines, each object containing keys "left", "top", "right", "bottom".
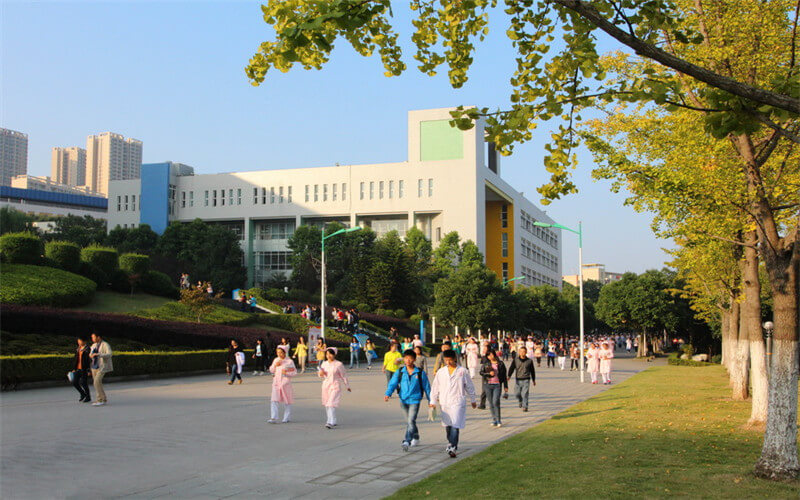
{"left": 420, "top": 120, "right": 463, "bottom": 161}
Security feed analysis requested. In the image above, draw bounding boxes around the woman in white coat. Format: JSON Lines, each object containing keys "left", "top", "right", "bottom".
{"left": 429, "top": 350, "right": 477, "bottom": 458}
{"left": 586, "top": 342, "right": 601, "bottom": 384}
{"left": 318, "top": 348, "right": 351, "bottom": 429}
{"left": 465, "top": 338, "right": 480, "bottom": 378}
{"left": 599, "top": 342, "right": 614, "bottom": 384}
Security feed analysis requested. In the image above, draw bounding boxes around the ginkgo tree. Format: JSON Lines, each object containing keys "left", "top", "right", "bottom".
{"left": 245, "top": 0, "right": 799, "bottom": 480}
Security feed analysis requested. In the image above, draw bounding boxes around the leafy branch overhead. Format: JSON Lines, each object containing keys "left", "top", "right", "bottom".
{"left": 245, "top": 0, "right": 799, "bottom": 203}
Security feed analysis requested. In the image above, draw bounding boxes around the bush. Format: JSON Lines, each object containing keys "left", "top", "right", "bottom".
{"left": 393, "top": 309, "right": 407, "bottom": 319}
{"left": 140, "top": 270, "right": 179, "bottom": 299}
{"left": 357, "top": 303, "right": 372, "bottom": 313}
{"left": 81, "top": 245, "right": 119, "bottom": 276}
{"left": 341, "top": 299, "right": 359, "bottom": 309}
{"left": 0, "top": 264, "right": 96, "bottom": 307}
{"left": 44, "top": 241, "right": 81, "bottom": 272}
{"left": 119, "top": 253, "right": 150, "bottom": 276}
{"left": 711, "top": 354, "right": 722, "bottom": 364}
{"left": 287, "top": 289, "right": 312, "bottom": 302}
{"left": 110, "top": 269, "right": 132, "bottom": 293}
{"left": 0, "top": 232, "right": 43, "bottom": 265}
{"left": 78, "top": 261, "right": 108, "bottom": 287}
{"left": 681, "top": 343, "right": 695, "bottom": 358}
{"left": 408, "top": 314, "right": 423, "bottom": 325}
{"left": 667, "top": 352, "right": 711, "bottom": 367}
{"left": 263, "top": 287, "right": 288, "bottom": 301}
{"left": 375, "top": 308, "right": 391, "bottom": 317}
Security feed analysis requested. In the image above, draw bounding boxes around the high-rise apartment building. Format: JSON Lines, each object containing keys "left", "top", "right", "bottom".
{"left": 563, "top": 263, "right": 624, "bottom": 286}
{"left": 86, "top": 132, "right": 142, "bottom": 195}
{"left": 51, "top": 146, "right": 87, "bottom": 186}
{"left": 1, "top": 128, "right": 29, "bottom": 186}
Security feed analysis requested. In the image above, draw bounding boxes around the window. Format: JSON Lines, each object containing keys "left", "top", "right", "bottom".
{"left": 332, "top": 183, "right": 337, "bottom": 201}
{"left": 189, "top": 191, "right": 194, "bottom": 207}
{"left": 117, "top": 196, "right": 121, "bottom": 212}
{"left": 256, "top": 221, "right": 296, "bottom": 240}
{"left": 131, "top": 195, "right": 136, "bottom": 211}
{"left": 360, "top": 182, "right": 365, "bottom": 200}
{"left": 314, "top": 184, "right": 319, "bottom": 202}
{"left": 254, "top": 251, "right": 293, "bottom": 272}
{"left": 399, "top": 180, "right": 404, "bottom": 198}
{"left": 323, "top": 184, "right": 328, "bottom": 201}
{"left": 436, "top": 227, "right": 441, "bottom": 242}
{"left": 502, "top": 262, "right": 509, "bottom": 283}
{"left": 288, "top": 186, "right": 292, "bottom": 203}
{"left": 501, "top": 204, "right": 508, "bottom": 228}
{"left": 428, "top": 178, "right": 433, "bottom": 197}
{"left": 220, "top": 190, "right": 225, "bottom": 206}
{"left": 237, "top": 188, "right": 242, "bottom": 205}
{"left": 181, "top": 191, "right": 186, "bottom": 208}
{"left": 205, "top": 190, "right": 209, "bottom": 206}
{"left": 124, "top": 195, "right": 128, "bottom": 211}
{"left": 270, "top": 187, "right": 275, "bottom": 204}
{"left": 305, "top": 185, "right": 310, "bottom": 202}
{"left": 369, "top": 181, "right": 374, "bottom": 200}
{"left": 279, "top": 186, "right": 284, "bottom": 203}
{"left": 229, "top": 189, "right": 234, "bottom": 206}
{"left": 501, "top": 233, "right": 508, "bottom": 257}
{"left": 262, "top": 187, "right": 267, "bottom": 205}
{"left": 418, "top": 179, "right": 423, "bottom": 197}
{"left": 342, "top": 183, "right": 346, "bottom": 200}
{"left": 388, "top": 180, "right": 394, "bottom": 199}
{"left": 253, "top": 187, "right": 259, "bottom": 204}
{"left": 379, "top": 181, "right": 384, "bottom": 199}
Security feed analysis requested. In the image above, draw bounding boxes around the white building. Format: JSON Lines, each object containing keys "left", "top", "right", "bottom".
{"left": 11, "top": 174, "right": 104, "bottom": 197}
{"left": 108, "top": 108, "right": 562, "bottom": 289}
{"left": 563, "top": 263, "right": 624, "bottom": 286}
{"left": 52, "top": 146, "right": 87, "bottom": 186}
{"left": 1, "top": 128, "right": 28, "bottom": 186}
{"left": 86, "top": 132, "right": 142, "bottom": 195}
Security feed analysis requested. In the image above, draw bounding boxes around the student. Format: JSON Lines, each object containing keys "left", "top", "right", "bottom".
{"left": 546, "top": 343, "right": 557, "bottom": 367}
{"left": 384, "top": 349, "right": 431, "bottom": 451}
{"left": 364, "top": 339, "right": 377, "bottom": 369}
{"left": 249, "top": 294, "right": 257, "bottom": 313}
{"left": 315, "top": 338, "right": 327, "bottom": 367}
{"left": 599, "top": 342, "right": 614, "bottom": 384}
{"left": 319, "top": 348, "right": 351, "bottom": 429}
{"left": 238, "top": 290, "right": 247, "bottom": 311}
{"left": 227, "top": 339, "right": 245, "bottom": 385}
{"left": 433, "top": 341, "right": 455, "bottom": 373}
{"left": 412, "top": 334, "right": 424, "bottom": 349}
{"left": 268, "top": 347, "right": 297, "bottom": 423}
{"left": 382, "top": 342, "right": 402, "bottom": 385}
{"left": 413, "top": 345, "right": 427, "bottom": 372}
{"left": 293, "top": 336, "right": 308, "bottom": 373}
{"left": 507, "top": 346, "right": 535, "bottom": 412}
{"left": 252, "top": 338, "right": 267, "bottom": 375}
{"left": 89, "top": 332, "right": 113, "bottom": 406}
{"left": 429, "top": 350, "right": 476, "bottom": 458}
{"left": 479, "top": 350, "right": 508, "bottom": 427}
{"left": 278, "top": 338, "right": 291, "bottom": 358}
{"left": 71, "top": 336, "right": 92, "bottom": 403}
{"left": 465, "top": 337, "right": 480, "bottom": 378}
{"left": 587, "top": 342, "right": 601, "bottom": 384}
{"left": 556, "top": 343, "right": 567, "bottom": 371}
{"left": 569, "top": 343, "right": 580, "bottom": 371}
{"left": 349, "top": 337, "right": 361, "bottom": 369}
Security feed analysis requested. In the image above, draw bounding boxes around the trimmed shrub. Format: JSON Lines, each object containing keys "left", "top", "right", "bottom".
{"left": 119, "top": 253, "right": 150, "bottom": 276}
{"left": 78, "top": 261, "right": 108, "bottom": 287}
{"left": 80, "top": 245, "right": 119, "bottom": 276}
{"left": 140, "top": 270, "right": 179, "bottom": 299}
{"left": 408, "top": 314, "right": 423, "bottom": 325}
{"left": 375, "top": 308, "right": 391, "bottom": 317}
{"left": 110, "top": 269, "right": 132, "bottom": 293}
{"left": 667, "top": 352, "right": 711, "bottom": 367}
{"left": 0, "top": 264, "right": 96, "bottom": 307}
{"left": 263, "top": 287, "right": 288, "bottom": 301}
{"left": 44, "top": 241, "right": 81, "bottom": 272}
{"left": 711, "top": 354, "right": 722, "bottom": 364}
{"left": 393, "top": 309, "right": 407, "bottom": 319}
{"left": 357, "top": 303, "right": 372, "bottom": 313}
{"left": 0, "top": 232, "right": 43, "bottom": 265}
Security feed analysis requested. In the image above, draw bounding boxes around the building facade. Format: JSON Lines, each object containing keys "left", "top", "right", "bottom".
{"left": 108, "top": 108, "right": 562, "bottom": 289}
{"left": 1, "top": 128, "right": 28, "bottom": 187}
{"left": 51, "top": 146, "right": 87, "bottom": 186}
{"left": 86, "top": 132, "right": 142, "bottom": 195}
{"left": 0, "top": 186, "right": 107, "bottom": 219}
{"left": 563, "top": 263, "right": 624, "bottom": 286}
{"left": 11, "top": 174, "right": 104, "bottom": 197}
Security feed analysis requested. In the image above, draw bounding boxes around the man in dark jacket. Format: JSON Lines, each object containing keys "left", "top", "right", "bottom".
{"left": 507, "top": 346, "right": 536, "bottom": 412}
{"left": 72, "top": 335, "right": 92, "bottom": 402}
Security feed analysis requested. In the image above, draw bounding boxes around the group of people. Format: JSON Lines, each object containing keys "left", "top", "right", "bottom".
{"left": 69, "top": 333, "right": 113, "bottom": 406}
{"left": 236, "top": 290, "right": 259, "bottom": 312}
{"left": 178, "top": 273, "right": 216, "bottom": 297}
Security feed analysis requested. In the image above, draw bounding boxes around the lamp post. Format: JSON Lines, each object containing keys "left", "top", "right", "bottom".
{"left": 502, "top": 276, "right": 524, "bottom": 287}
{"left": 763, "top": 320, "right": 774, "bottom": 377}
{"left": 533, "top": 221, "right": 584, "bottom": 383}
{"left": 320, "top": 226, "right": 362, "bottom": 338}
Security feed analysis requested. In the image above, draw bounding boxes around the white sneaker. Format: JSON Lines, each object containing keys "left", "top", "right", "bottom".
{"left": 410, "top": 439, "right": 419, "bottom": 447}
{"left": 92, "top": 402, "right": 105, "bottom": 406}
{"left": 402, "top": 442, "right": 409, "bottom": 452}
{"left": 496, "top": 422, "right": 503, "bottom": 428}
{"left": 267, "top": 419, "right": 277, "bottom": 424}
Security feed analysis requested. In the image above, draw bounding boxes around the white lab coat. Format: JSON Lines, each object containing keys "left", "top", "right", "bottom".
{"left": 234, "top": 351, "right": 245, "bottom": 374}
{"left": 430, "top": 365, "right": 476, "bottom": 429}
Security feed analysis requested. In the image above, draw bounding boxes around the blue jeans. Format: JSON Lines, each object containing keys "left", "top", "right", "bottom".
{"left": 445, "top": 426, "right": 460, "bottom": 449}
{"left": 399, "top": 402, "right": 420, "bottom": 443}
{"left": 350, "top": 351, "right": 359, "bottom": 368}
{"left": 485, "top": 383, "right": 502, "bottom": 424}
{"left": 515, "top": 378, "right": 530, "bottom": 409}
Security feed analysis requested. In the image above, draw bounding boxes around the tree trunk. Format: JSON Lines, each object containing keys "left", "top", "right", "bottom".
{"left": 743, "top": 231, "right": 767, "bottom": 424}
{"left": 721, "top": 309, "right": 731, "bottom": 369}
{"left": 731, "top": 296, "right": 750, "bottom": 400}
{"left": 638, "top": 329, "right": 647, "bottom": 357}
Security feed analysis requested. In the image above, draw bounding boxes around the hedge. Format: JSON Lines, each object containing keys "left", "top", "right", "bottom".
{"left": 667, "top": 352, "right": 713, "bottom": 367}
{"left": 44, "top": 241, "right": 81, "bottom": 272}
{"left": 119, "top": 253, "right": 150, "bottom": 275}
{"left": 0, "top": 264, "right": 96, "bottom": 307}
{"left": 80, "top": 245, "right": 119, "bottom": 276}
{"left": 133, "top": 301, "right": 254, "bottom": 326}
{"left": 140, "top": 270, "right": 179, "bottom": 299}
{"left": 78, "top": 261, "right": 108, "bottom": 287}
{"left": 0, "top": 232, "right": 43, "bottom": 265}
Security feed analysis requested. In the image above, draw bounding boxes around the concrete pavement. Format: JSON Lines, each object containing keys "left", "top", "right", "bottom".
{"left": 1, "top": 354, "right": 656, "bottom": 499}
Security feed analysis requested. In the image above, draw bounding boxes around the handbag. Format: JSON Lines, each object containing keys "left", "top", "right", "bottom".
{"left": 428, "top": 405, "right": 437, "bottom": 421}
{"left": 67, "top": 370, "right": 75, "bottom": 383}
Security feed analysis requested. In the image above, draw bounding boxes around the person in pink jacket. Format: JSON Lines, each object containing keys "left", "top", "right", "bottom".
{"left": 586, "top": 343, "right": 601, "bottom": 384}
{"left": 599, "top": 342, "right": 614, "bottom": 384}
{"left": 318, "top": 347, "right": 351, "bottom": 429}
{"left": 268, "top": 346, "right": 297, "bottom": 423}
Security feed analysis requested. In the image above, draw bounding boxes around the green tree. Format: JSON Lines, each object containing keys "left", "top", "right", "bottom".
{"left": 433, "top": 264, "right": 509, "bottom": 332}
{"left": 105, "top": 224, "right": 159, "bottom": 254}
{"left": 49, "top": 215, "right": 106, "bottom": 247}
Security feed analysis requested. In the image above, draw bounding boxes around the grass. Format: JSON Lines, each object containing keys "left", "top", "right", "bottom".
{"left": 388, "top": 365, "right": 800, "bottom": 499}
{"left": 131, "top": 301, "right": 251, "bottom": 324}
{"left": 0, "top": 263, "right": 96, "bottom": 307}
{"left": 78, "top": 290, "right": 171, "bottom": 313}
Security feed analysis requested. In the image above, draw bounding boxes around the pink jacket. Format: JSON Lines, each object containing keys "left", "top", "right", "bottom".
{"left": 319, "top": 360, "right": 349, "bottom": 407}
{"left": 270, "top": 358, "right": 297, "bottom": 404}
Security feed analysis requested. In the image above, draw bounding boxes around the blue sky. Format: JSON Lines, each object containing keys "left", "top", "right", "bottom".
{"left": 1, "top": 0, "right": 672, "bottom": 275}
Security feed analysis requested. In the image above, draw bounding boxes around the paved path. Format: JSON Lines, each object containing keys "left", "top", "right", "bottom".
{"left": 1, "top": 354, "right": 656, "bottom": 499}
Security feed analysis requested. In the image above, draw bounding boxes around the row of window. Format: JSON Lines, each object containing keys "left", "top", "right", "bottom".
{"left": 256, "top": 186, "right": 294, "bottom": 205}
{"left": 521, "top": 237, "right": 559, "bottom": 271}
{"left": 256, "top": 221, "right": 295, "bottom": 240}
{"left": 520, "top": 265, "right": 559, "bottom": 288}
{"left": 304, "top": 183, "right": 346, "bottom": 203}
{"left": 254, "top": 251, "right": 293, "bottom": 271}
{"left": 520, "top": 210, "right": 558, "bottom": 248}
{"left": 116, "top": 194, "right": 137, "bottom": 212}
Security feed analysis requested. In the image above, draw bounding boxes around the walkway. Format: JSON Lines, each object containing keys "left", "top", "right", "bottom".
{"left": 1, "top": 354, "right": 657, "bottom": 499}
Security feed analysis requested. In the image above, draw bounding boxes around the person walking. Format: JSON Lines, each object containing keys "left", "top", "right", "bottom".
{"left": 278, "top": 338, "right": 291, "bottom": 359}
{"left": 71, "top": 336, "right": 92, "bottom": 403}
{"left": 433, "top": 341, "right": 454, "bottom": 373}
{"left": 556, "top": 343, "right": 567, "bottom": 371}
{"left": 252, "top": 338, "right": 267, "bottom": 375}
{"left": 465, "top": 338, "right": 480, "bottom": 378}
{"left": 429, "top": 350, "right": 477, "bottom": 458}
{"left": 587, "top": 342, "right": 601, "bottom": 384}
{"left": 384, "top": 349, "right": 431, "bottom": 451}
{"left": 227, "top": 340, "right": 245, "bottom": 385}
{"left": 315, "top": 338, "right": 327, "bottom": 368}
{"left": 569, "top": 343, "right": 580, "bottom": 371}
{"left": 533, "top": 342, "right": 544, "bottom": 367}
{"left": 319, "top": 348, "right": 351, "bottom": 429}
{"left": 599, "top": 342, "right": 614, "bottom": 384}
{"left": 268, "top": 347, "right": 297, "bottom": 423}
{"left": 413, "top": 345, "right": 427, "bottom": 372}
{"left": 382, "top": 342, "right": 402, "bottom": 385}
{"left": 507, "top": 346, "right": 535, "bottom": 412}
{"left": 89, "top": 333, "right": 113, "bottom": 406}
{"left": 248, "top": 294, "right": 258, "bottom": 313}
{"left": 480, "top": 350, "right": 508, "bottom": 427}
{"left": 364, "top": 339, "right": 377, "bottom": 369}
{"left": 349, "top": 337, "right": 361, "bottom": 369}
{"left": 546, "top": 343, "right": 557, "bottom": 367}
{"left": 293, "top": 336, "right": 308, "bottom": 373}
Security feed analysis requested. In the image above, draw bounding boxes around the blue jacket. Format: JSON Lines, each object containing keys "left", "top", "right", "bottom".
{"left": 385, "top": 366, "right": 431, "bottom": 404}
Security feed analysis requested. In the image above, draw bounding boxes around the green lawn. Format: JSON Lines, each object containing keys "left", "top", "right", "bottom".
{"left": 389, "top": 365, "right": 799, "bottom": 499}
{"left": 78, "top": 290, "right": 172, "bottom": 313}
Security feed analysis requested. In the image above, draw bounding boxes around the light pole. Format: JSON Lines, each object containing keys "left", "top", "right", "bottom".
{"left": 534, "top": 221, "right": 585, "bottom": 383}
{"left": 320, "top": 226, "right": 362, "bottom": 339}
{"left": 763, "top": 320, "right": 774, "bottom": 377}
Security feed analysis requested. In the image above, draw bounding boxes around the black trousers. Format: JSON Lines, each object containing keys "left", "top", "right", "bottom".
{"left": 570, "top": 358, "right": 579, "bottom": 369}
{"left": 254, "top": 355, "right": 266, "bottom": 372}
{"left": 72, "top": 369, "right": 90, "bottom": 399}
{"left": 547, "top": 356, "right": 555, "bottom": 367}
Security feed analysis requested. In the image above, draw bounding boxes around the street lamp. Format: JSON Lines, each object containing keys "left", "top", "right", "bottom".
{"left": 533, "top": 220, "right": 585, "bottom": 383}
{"left": 763, "top": 320, "right": 774, "bottom": 377}
{"left": 502, "top": 276, "right": 524, "bottom": 287}
{"left": 320, "top": 225, "right": 362, "bottom": 339}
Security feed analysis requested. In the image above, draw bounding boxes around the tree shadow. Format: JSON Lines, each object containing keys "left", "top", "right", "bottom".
{"left": 550, "top": 407, "right": 622, "bottom": 419}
